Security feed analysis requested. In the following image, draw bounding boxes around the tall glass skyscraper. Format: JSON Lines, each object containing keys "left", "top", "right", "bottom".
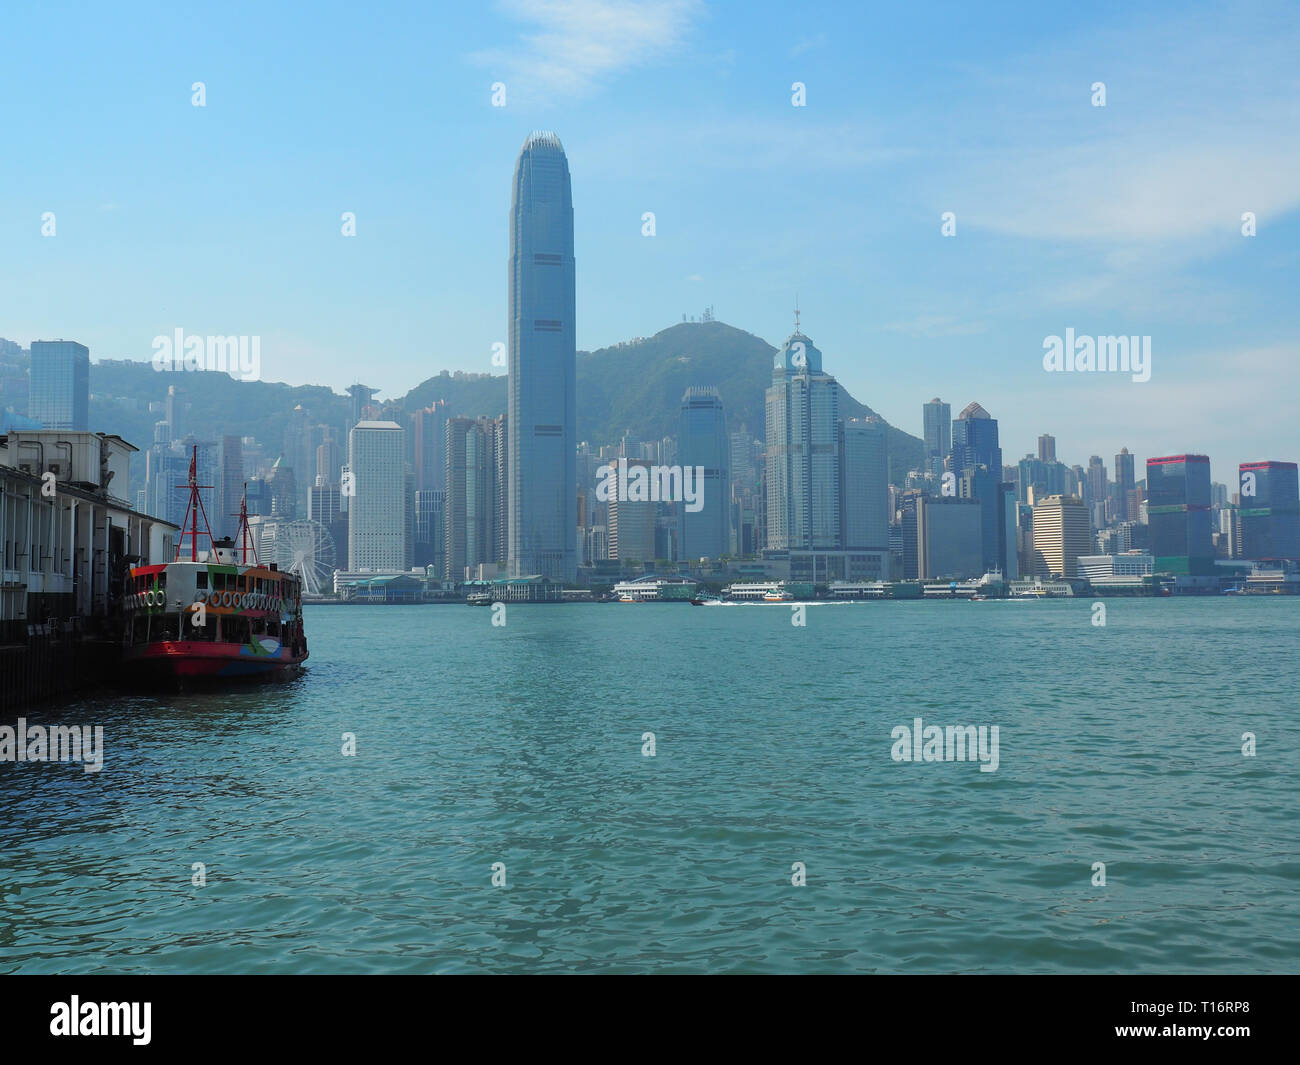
{"left": 508, "top": 131, "right": 577, "bottom": 581}
{"left": 922, "top": 398, "right": 950, "bottom": 475}
{"left": 30, "top": 340, "right": 89, "bottom": 431}
{"left": 1147, "top": 454, "right": 1214, "bottom": 575}
{"left": 1114, "top": 447, "right": 1136, "bottom": 521}
{"left": 348, "top": 420, "right": 407, "bottom": 572}
{"left": 764, "top": 331, "right": 840, "bottom": 550}
{"left": 677, "top": 386, "right": 730, "bottom": 561}
{"left": 1239, "top": 460, "right": 1300, "bottom": 561}
{"left": 949, "top": 402, "right": 1002, "bottom": 476}
{"left": 839, "top": 418, "right": 889, "bottom": 551}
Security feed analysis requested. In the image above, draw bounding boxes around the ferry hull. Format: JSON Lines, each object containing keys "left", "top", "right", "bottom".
{"left": 124, "top": 641, "right": 307, "bottom": 681}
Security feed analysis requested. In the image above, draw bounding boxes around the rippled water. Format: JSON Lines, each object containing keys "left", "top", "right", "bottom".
{"left": 2, "top": 598, "right": 1297, "bottom": 973}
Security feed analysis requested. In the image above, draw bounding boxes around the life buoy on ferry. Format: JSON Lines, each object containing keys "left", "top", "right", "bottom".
{"left": 197, "top": 590, "right": 208, "bottom": 603}
{"left": 145, "top": 590, "right": 157, "bottom": 607}
{"left": 240, "top": 593, "right": 250, "bottom": 610}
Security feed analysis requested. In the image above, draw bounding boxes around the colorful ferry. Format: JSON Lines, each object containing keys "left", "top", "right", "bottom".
{"left": 121, "top": 449, "right": 308, "bottom": 681}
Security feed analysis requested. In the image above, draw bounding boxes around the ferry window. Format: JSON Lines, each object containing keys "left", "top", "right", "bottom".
{"left": 196, "top": 571, "right": 207, "bottom": 589}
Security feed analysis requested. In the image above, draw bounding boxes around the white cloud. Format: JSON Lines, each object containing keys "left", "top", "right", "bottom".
{"left": 472, "top": 0, "right": 702, "bottom": 98}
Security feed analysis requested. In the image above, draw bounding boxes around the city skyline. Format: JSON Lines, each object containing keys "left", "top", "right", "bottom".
{"left": 2, "top": 2, "right": 1297, "bottom": 482}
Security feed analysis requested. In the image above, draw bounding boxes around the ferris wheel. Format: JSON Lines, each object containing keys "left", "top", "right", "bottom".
{"left": 266, "top": 519, "right": 336, "bottom": 596}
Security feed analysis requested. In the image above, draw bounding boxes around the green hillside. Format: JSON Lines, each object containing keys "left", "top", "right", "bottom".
{"left": 399, "top": 320, "right": 924, "bottom": 482}
{"left": 12, "top": 319, "right": 924, "bottom": 499}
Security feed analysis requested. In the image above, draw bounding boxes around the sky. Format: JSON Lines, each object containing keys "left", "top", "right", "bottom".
{"left": 2, "top": 0, "right": 1298, "bottom": 484}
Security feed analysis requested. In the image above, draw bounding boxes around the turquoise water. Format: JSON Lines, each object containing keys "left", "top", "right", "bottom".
{"left": 2, "top": 598, "right": 1297, "bottom": 974}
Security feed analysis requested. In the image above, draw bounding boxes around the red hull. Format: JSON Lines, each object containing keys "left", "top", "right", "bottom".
{"left": 124, "top": 640, "right": 308, "bottom": 680}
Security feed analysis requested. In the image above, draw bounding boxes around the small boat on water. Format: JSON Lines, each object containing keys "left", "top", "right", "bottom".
{"left": 467, "top": 591, "right": 493, "bottom": 605}
{"left": 618, "top": 594, "right": 638, "bottom": 603}
{"left": 121, "top": 448, "right": 308, "bottom": 682}
{"left": 762, "top": 585, "right": 795, "bottom": 602}
{"left": 689, "top": 593, "right": 723, "bottom": 606}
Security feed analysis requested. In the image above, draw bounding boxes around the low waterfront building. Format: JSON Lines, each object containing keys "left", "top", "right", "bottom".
{"left": 1077, "top": 552, "right": 1154, "bottom": 580}
{"left": 760, "top": 547, "right": 888, "bottom": 583}
{"left": 1, "top": 430, "right": 177, "bottom": 633}
{"left": 343, "top": 574, "right": 425, "bottom": 603}
{"left": 611, "top": 575, "right": 699, "bottom": 601}
{"left": 463, "top": 574, "right": 564, "bottom": 602}
{"left": 2, "top": 429, "right": 178, "bottom": 707}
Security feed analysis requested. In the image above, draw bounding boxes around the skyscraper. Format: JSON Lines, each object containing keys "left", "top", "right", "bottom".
{"left": 839, "top": 418, "right": 889, "bottom": 552}
{"left": 29, "top": 340, "right": 89, "bottom": 431}
{"left": 678, "top": 386, "right": 730, "bottom": 561}
{"left": 1030, "top": 494, "right": 1090, "bottom": 578}
{"left": 916, "top": 497, "right": 984, "bottom": 580}
{"left": 1037, "top": 434, "right": 1056, "bottom": 463}
{"left": 348, "top": 420, "right": 406, "bottom": 572}
{"left": 1114, "top": 448, "right": 1136, "bottom": 522}
{"left": 508, "top": 131, "right": 577, "bottom": 582}
{"left": 411, "top": 401, "right": 449, "bottom": 493}
{"left": 764, "top": 329, "right": 840, "bottom": 550}
{"left": 445, "top": 416, "right": 507, "bottom": 579}
{"left": 608, "top": 459, "right": 657, "bottom": 563}
{"left": 1086, "top": 456, "right": 1108, "bottom": 507}
{"left": 950, "top": 402, "right": 1002, "bottom": 475}
{"left": 922, "top": 398, "right": 951, "bottom": 475}
{"left": 346, "top": 385, "right": 378, "bottom": 432}
{"left": 218, "top": 434, "right": 244, "bottom": 539}
{"left": 1238, "top": 461, "right": 1300, "bottom": 561}
{"left": 1147, "top": 454, "right": 1213, "bottom": 575}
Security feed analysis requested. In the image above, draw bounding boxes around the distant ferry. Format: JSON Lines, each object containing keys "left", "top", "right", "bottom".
{"left": 121, "top": 448, "right": 308, "bottom": 682}
{"left": 689, "top": 593, "right": 723, "bottom": 606}
{"left": 762, "top": 586, "right": 795, "bottom": 602}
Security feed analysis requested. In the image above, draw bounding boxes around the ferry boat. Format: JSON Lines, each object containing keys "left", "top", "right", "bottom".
{"left": 121, "top": 448, "right": 308, "bottom": 682}
{"left": 762, "top": 585, "right": 795, "bottom": 602}
{"left": 466, "top": 590, "right": 493, "bottom": 606}
{"left": 689, "top": 593, "right": 723, "bottom": 606}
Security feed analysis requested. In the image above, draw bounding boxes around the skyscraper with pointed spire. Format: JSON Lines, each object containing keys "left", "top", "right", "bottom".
{"left": 764, "top": 315, "right": 841, "bottom": 551}
{"left": 508, "top": 131, "right": 577, "bottom": 581}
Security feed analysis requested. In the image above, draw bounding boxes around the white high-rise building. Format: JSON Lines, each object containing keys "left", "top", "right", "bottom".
{"left": 764, "top": 329, "right": 840, "bottom": 550}
{"left": 348, "top": 420, "right": 406, "bottom": 572}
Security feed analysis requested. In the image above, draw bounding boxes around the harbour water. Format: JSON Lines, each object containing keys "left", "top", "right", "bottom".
{"left": 2, "top": 598, "right": 1297, "bottom": 973}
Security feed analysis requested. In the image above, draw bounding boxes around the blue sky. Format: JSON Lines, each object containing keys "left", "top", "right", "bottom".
{"left": 2, "top": 0, "right": 1297, "bottom": 483}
